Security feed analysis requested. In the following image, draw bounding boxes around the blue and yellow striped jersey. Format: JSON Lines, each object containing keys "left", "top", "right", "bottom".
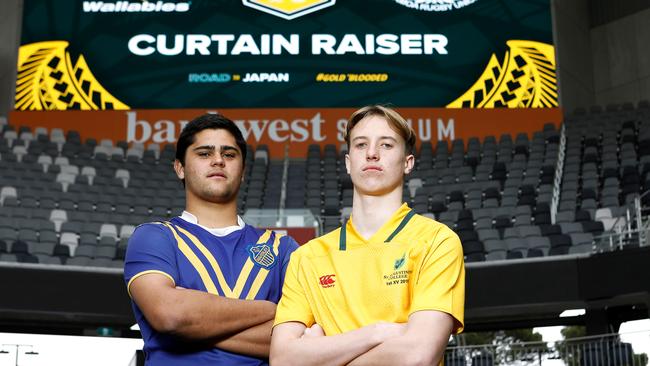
{"left": 124, "top": 216, "right": 299, "bottom": 366}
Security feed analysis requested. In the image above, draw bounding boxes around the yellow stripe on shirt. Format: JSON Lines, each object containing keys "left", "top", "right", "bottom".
{"left": 163, "top": 223, "right": 220, "bottom": 295}
{"left": 127, "top": 270, "right": 175, "bottom": 298}
{"left": 175, "top": 225, "right": 235, "bottom": 298}
{"left": 232, "top": 230, "right": 273, "bottom": 298}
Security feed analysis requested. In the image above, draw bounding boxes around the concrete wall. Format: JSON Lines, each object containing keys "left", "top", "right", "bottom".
{"left": 0, "top": 0, "right": 22, "bottom": 119}
{"left": 552, "top": 1, "right": 650, "bottom": 112}
{"left": 551, "top": 0, "right": 595, "bottom": 113}
{"left": 589, "top": 0, "right": 650, "bottom": 27}
{"left": 591, "top": 8, "right": 650, "bottom": 106}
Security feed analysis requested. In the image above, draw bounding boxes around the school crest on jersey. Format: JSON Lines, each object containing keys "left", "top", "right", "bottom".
{"left": 248, "top": 243, "right": 277, "bottom": 269}
{"left": 384, "top": 252, "right": 411, "bottom": 286}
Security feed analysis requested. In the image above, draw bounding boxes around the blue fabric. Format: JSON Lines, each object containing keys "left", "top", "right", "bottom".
{"left": 124, "top": 217, "right": 299, "bottom": 366}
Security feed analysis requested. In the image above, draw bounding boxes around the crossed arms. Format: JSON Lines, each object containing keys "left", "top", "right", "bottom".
{"left": 270, "top": 310, "right": 455, "bottom": 366}
{"left": 129, "top": 273, "right": 275, "bottom": 358}
{"left": 131, "top": 274, "right": 456, "bottom": 363}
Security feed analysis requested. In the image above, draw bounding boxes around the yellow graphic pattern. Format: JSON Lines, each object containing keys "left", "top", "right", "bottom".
{"left": 15, "top": 41, "right": 129, "bottom": 111}
{"left": 251, "top": 0, "right": 331, "bottom": 13}
{"left": 243, "top": 0, "right": 335, "bottom": 19}
{"left": 447, "top": 40, "right": 558, "bottom": 108}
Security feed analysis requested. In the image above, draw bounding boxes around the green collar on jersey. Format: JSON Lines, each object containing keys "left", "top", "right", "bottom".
{"left": 339, "top": 209, "right": 416, "bottom": 251}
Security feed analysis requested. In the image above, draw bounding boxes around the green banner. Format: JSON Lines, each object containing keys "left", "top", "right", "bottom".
{"left": 17, "top": 0, "right": 555, "bottom": 110}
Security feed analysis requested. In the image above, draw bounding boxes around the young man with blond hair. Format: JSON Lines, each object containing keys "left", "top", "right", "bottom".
{"left": 270, "top": 105, "right": 465, "bottom": 366}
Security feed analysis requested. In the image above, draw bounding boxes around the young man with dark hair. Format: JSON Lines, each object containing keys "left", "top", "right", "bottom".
{"left": 124, "top": 113, "right": 299, "bottom": 366}
{"left": 270, "top": 105, "right": 465, "bottom": 366}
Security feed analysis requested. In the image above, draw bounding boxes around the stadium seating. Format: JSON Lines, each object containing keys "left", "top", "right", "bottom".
{"left": 0, "top": 101, "right": 649, "bottom": 267}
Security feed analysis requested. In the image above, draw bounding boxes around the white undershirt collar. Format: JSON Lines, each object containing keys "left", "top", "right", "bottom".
{"left": 179, "top": 211, "right": 245, "bottom": 237}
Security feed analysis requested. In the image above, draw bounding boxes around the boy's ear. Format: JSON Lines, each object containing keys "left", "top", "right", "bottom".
{"left": 174, "top": 159, "right": 185, "bottom": 180}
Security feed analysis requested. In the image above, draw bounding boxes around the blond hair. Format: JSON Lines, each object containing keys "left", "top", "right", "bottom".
{"left": 344, "top": 105, "right": 416, "bottom": 154}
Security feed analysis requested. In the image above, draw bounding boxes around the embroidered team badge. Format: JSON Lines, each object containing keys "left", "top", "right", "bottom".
{"left": 394, "top": 253, "right": 407, "bottom": 270}
{"left": 248, "top": 243, "right": 277, "bottom": 269}
{"left": 384, "top": 253, "right": 411, "bottom": 286}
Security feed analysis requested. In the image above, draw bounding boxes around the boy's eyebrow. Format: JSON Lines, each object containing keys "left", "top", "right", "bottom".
{"left": 220, "top": 145, "right": 240, "bottom": 153}
{"left": 192, "top": 145, "right": 240, "bottom": 153}
{"left": 193, "top": 145, "right": 215, "bottom": 151}
{"left": 379, "top": 136, "right": 398, "bottom": 142}
{"left": 351, "top": 136, "right": 398, "bottom": 142}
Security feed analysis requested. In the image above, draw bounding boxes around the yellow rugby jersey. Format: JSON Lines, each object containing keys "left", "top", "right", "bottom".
{"left": 274, "top": 203, "right": 465, "bottom": 336}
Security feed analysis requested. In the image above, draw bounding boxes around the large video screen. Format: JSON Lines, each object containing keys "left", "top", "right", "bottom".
{"left": 16, "top": 0, "right": 556, "bottom": 110}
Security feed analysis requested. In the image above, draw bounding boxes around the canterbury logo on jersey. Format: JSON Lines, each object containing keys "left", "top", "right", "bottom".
{"left": 319, "top": 274, "right": 336, "bottom": 288}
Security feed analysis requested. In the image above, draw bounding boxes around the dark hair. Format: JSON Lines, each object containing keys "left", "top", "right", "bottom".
{"left": 175, "top": 113, "right": 247, "bottom": 165}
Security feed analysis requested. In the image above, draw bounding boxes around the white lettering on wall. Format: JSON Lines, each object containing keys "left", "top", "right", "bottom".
{"left": 438, "top": 118, "right": 455, "bottom": 140}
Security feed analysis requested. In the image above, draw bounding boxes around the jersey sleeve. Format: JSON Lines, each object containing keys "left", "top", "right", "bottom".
{"left": 410, "top": 227, "right": 465, "bottom": 334}
{"left": 273, "top": 250, "right": 315, "bottom": 328}
{"left": 279, "top": 235, "right": 300, "bottom": 283}
{"left": 124, "top": 223, "right": 179, "bottom": 297}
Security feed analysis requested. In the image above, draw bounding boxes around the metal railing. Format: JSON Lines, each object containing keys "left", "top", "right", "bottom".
{"left": 636, "top": 191, "right": 650, "bottom": 247}
{"left": 445, "top": 331, "right": 649, "bottom": 365}
{"left": 595, "top": 191, "right": 650, "bottom": 252}
{"left": 551, "top": 123, "right": 567, "bottom": 225}
{"left": 242, "top": 209, "right": 320, "bottom": 229}
{"left": 278, "top": 144, "right": 290, "bottom": 219}
{"left": 640, "top": 214, "right": 650, "bottom": 248}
